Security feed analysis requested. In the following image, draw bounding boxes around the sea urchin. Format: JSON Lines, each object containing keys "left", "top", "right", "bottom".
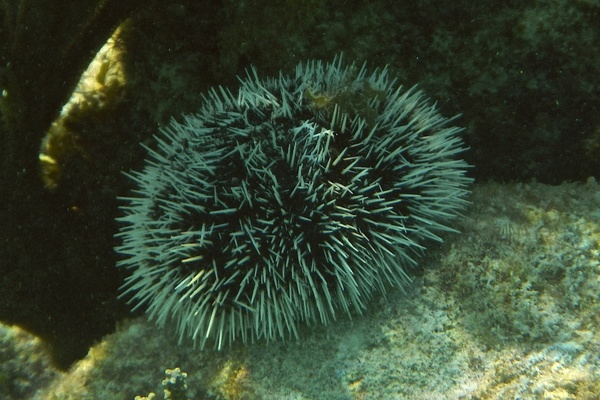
{"left": 115, "top": 56, "right": 472, "bottom": 349}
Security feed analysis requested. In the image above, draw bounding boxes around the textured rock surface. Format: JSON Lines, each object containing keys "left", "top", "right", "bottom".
{"left": 25, "top": 180, "right": 600, "bottom": 399}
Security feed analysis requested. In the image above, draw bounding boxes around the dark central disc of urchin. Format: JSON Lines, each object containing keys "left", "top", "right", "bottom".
{"left": 116, "top": 57, "right": 472, "bottom": 349}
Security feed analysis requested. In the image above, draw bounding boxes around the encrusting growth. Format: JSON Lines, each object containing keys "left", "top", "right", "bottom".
{"left": 115, "top": 56, "right": 472, "bottom": 349}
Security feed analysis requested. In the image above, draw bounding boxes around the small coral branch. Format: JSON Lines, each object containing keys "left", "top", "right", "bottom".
{"left": 135, "top": 367, "right": 190, "bottom": 400}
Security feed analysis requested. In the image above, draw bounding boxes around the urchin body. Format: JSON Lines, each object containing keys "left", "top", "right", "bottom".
{"left": 116, "top": 57, "right": 471, "bottom": 348}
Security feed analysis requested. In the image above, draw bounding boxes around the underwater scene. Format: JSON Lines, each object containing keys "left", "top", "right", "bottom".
{"left": 0, "top": 0, "right": 599, "bottom": 399}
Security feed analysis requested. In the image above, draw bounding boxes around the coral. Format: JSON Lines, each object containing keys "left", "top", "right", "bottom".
{"left": 162, "top": 368, "right": 190, "bottom": 400}
{"left": 135, "top": 368, "right": 191, "bottom": 400}
{"left": 116, "top": 56, "right": 471, "bottom": 349}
